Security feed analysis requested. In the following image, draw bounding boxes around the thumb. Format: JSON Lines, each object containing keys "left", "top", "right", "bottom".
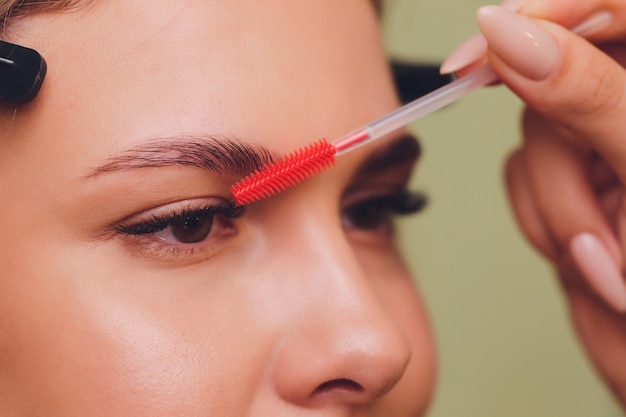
{"left": 478, "top": 5, "right": 626, "bottom": 181}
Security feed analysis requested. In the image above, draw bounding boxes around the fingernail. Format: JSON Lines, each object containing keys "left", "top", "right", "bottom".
{"left": 573, "top": 10, "right": 614, "bottom": 37}
{"left": 500, "top": 0, "right": 527, "bottom": 12}
{"left": 477, "top": 5, "right": 559, "bottom": 80}
{"left": 440, "top": 0, "right": 527, "bottom": 75}
{"left": 440, "top": 35, "right": 488, "bottom": 75}
{"left": 570, "top": 233, "right": 626, "bottom": 313}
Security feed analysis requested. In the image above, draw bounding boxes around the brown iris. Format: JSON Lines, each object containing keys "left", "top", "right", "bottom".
{"left": 169, "top": 212, "right": 215, "bottom": 243}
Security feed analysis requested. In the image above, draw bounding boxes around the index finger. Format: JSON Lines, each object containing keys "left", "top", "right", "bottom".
{"left": 478, "top": 6, "right": 626, "bottom": 182}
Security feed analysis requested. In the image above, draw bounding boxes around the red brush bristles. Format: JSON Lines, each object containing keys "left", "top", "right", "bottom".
{"left": 231, "top": 138, "right": 337, "bottom": 206}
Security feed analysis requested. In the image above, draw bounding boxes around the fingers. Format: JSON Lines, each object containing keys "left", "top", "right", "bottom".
{"left": 560, "top": 268, "right": 626, "bottom": 409}
{"left": 447, "top": 2, "right": 626, "bottom": 313}
{"left": 520, "top": 110, "right": 615, "bottom": 255}
{"left": 440, "top": 0, "right": 621, "bottom": 75}
{"left": 504, "top": 149, "right": 558, "bottom": 260}
{"left": 510, "top": 108, "right": 626, "bottom": 311}
{"left": 478, "top": 6, "right": 626, "bottom": 183}
{"left": 440, "top": 0, "right": 522, "bottom": 75}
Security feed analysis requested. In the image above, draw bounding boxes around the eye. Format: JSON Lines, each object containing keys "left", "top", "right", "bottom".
{"left": 112, "top": 199, "right": 245, "bottom": 260}
{"left": 150, "top": 208, "right": 220, "bottom": 244}
{"left": 341, "top": 190, "right": 427, "bottom": 233}
{"left": 176, "top": 211, "right": 219, "bottom": 243}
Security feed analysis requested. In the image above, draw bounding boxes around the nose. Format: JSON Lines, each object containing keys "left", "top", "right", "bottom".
{"left": 267, "top": 206, "right": 413, "bottom": 409}
{"left": 272, "top": 309, "right": 412, "bottom": 408}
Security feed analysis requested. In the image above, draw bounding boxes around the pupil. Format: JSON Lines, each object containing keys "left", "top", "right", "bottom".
{"left": 171, "top": 213, "right": 214, "bottom": 243}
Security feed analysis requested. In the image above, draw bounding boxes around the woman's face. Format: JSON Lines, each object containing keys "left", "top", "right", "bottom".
{"left": 0, "top": 1, "right": 435, "bottom": 415}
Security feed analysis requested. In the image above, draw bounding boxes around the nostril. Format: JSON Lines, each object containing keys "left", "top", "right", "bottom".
{"left": 314, "top": 378, "right": 364, "bottom": 394}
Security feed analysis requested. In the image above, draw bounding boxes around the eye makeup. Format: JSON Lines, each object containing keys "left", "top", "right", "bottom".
{"left": 341, "top": 189, "right": 427, "bottom": 235}
{"left": 110, "top": 187, "right": 425, "bottom": 263}
{"left": 339, "top": 134, "right": 425, "bottom": 240}
{"left": 93, "top": 132, "right": 423, "bottom": 263}
{"left": 112, "top": 198, "right": 245, "bottom": 261}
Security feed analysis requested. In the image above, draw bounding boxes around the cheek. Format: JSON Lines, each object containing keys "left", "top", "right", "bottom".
{"left": 0, "top": 226, "right": 436, "bottom": 415}
{"left": 0, "top": 248, "right": 272, "bottom": 416}
{"left": 384, "top": 278, "right": 437, "bottom": 415}
{"left": 360, "top": 249, "right": 437, "bottom": 414}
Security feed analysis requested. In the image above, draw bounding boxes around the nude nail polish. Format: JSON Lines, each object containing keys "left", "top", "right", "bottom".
{"left": 574, "top": 10, "right": 614, "bottom": 37}
{"left": 570, "top": 233, "right": 626, "bottom": 313}
{"left": 440, "top": 0, "right": 527, "bottom": 74}
{"left": 441, "top": 4, "right": 610, "bottom": 79}
{"left": 477, "top": 5, "right": 559, "bottom": 80}
{"left": 440, "top": 35, "right": 487, "bottom": 75}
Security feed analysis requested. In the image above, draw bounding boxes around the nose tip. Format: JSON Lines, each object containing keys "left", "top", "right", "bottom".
{"left": 272, "top": 315, "right": 412, "bottom": 408}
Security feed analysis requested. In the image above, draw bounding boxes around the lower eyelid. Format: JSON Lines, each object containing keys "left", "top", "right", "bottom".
{"left": 113, "top": 220, "right": 236, "bottom": 265}
{"left": 110, "top": 202, "right": 243, "bottom": 264}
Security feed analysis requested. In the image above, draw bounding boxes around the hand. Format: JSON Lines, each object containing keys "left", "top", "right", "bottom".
{"left": 443, "top": 0, "right": 626, "bottom": 408}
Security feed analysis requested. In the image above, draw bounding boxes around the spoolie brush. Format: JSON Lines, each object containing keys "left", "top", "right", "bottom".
{"left": 232, "top": 139, "right": 337, "bottom": 206}
{"left": 230, "top": 66, "right": 497, "bottom": 206}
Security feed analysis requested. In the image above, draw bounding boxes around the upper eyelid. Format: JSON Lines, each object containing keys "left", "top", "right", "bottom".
{"left": 112, "top": 198, "right": 242, "bottom": 229}
{"left": 351, "top": 134, "right": 421, "bottom": 177}
{"left": 344, "top": 136, "right": 420, "bottom": 200}
{"left": 340, "top": 182, "right": 411, "bottom": 207}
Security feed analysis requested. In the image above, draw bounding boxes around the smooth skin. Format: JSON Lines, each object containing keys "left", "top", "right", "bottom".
{"left": 0, "top": 1, "right": 435, "bottom": 416}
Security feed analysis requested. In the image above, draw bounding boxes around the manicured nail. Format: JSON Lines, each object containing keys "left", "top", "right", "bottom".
{"left": 500, "top": 0, "right": 527, "bottom": 12}
{"left": 440, "top": 35, "right": 488, "bottom": 74}
{"left": 477, "top": 5, "right": 559, "bottom": 80}
{"left": 573, "top": 10, "right": 614, "bottom": 37}
{"left": 570, "top": 233, "right": 626, "bottom": 313}
{"left": 440, "top": 0, "right": 527, "bottom": 75}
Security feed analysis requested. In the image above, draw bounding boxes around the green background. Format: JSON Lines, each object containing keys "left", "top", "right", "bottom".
{"left": 381, "top": 1, "right": 623, "bottom": 415}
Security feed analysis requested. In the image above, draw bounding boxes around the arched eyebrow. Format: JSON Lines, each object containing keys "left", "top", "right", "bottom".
{"left": 86, "top": 135, "right": 277, "bottom": 178}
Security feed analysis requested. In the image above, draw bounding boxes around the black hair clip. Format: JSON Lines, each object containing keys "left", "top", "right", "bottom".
{"left": 0, "top": 40, "right": 46, "bottom": 103}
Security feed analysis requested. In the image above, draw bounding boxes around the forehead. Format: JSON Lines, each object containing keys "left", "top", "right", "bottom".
{"left": 2, "top": 1, "right": 398, "bottom": 177}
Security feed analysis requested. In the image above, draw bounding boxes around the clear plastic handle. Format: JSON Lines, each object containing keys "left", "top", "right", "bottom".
{"left": 334, "top": 66, "right": 497, "bottom": 155}
{"left": 333, "top": 13, "right": 602, "bottom": 156}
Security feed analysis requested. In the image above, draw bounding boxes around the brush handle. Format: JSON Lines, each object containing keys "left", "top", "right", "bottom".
{"left": 332, "top": 12, "right": 604, "bottom": 156}
{"left": 334, "top": 66, "right": 498, "bottom": 155}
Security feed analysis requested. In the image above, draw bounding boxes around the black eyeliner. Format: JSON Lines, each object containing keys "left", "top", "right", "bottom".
{"left": 115, "top": 200, "right": 245, "bottom": 236}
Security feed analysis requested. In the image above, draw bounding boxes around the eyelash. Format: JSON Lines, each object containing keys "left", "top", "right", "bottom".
{"left": 111, "top": 190, "right": 426, "bottom": 261}
{"left": 115, "top": 201, "right": 243, "bottom": 235}
{"left": 113, "top": 200, "right": 245, "bottom": 259}
{"left": 341, "top": 190, "right": 427, "bottom": 236}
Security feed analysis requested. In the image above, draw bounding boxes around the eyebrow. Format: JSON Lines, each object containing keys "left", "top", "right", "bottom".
{"left": 87, "top": 135, "right": 277, "bottom": 178}
{"left": 355, "top": 134, "right": 421, "bottom": 175}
